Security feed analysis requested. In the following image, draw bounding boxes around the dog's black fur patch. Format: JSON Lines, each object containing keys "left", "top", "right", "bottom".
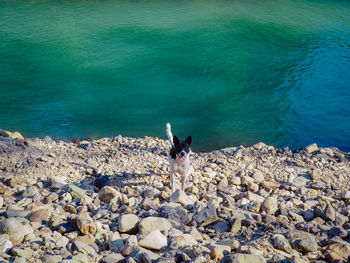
{"left": 170, "top": 135, "right": 192, "bottom": 159}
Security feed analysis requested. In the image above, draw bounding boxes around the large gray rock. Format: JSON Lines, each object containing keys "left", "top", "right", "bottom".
{"left": 138, "top": 216, "right": 172, "bottom": 236}
{"left": 288, "top": 230, "right": 319, "bottom": 253}
{"left": 0, "top": 218, "right": 32, "bottom": 245}
{"left": 273, "top": 234, "right": 292, "bottom": 253}
{"left": 118, "top": 214, "right": 139, "bottom": 233}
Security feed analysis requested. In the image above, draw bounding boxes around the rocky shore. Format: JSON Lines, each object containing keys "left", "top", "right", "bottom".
{"left": 0, "top": 129, "right": 350, "bottom": 263}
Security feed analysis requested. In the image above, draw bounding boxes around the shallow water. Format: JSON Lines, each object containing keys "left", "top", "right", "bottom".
{"left": 1, "top": 0, "right": 350, "bottom": 152}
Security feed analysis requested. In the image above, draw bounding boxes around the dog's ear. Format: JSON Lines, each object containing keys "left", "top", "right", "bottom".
{"left": 173, "top": 136, "right": 180, "bottom": 146}
{"left": 185, "top": 136, "right": 192, "bottom": 146}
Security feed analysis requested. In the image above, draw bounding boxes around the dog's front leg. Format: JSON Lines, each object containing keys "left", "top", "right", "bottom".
{"left": 181, "top": 173, "right": 188, "bottom": 192}
{"left": 169, "top": 164, "right": 175, "bottom": 193}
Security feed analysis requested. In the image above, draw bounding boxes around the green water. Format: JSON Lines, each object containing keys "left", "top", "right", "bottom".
{"left": 1, "top": 0, "right": 350, "bottom": 152}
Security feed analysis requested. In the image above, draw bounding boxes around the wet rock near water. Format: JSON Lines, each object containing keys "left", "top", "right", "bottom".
{"left": 0, "top": 132, "right": 350, "bottom": 262}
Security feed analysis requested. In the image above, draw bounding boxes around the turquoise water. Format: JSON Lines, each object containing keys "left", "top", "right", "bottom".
{"left": 1, "top": 0, "right": 350, "bottom": 152}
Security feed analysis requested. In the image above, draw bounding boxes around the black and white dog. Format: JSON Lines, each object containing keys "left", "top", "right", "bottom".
{"left": 166, "top": 123, "right": 194, "bottom": 193}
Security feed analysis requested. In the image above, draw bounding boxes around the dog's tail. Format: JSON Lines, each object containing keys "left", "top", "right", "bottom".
{"left": 166, "top": 122, "right": 174, "bottom": 147}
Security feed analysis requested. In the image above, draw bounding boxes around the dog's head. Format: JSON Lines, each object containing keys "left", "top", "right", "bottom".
{"left": 171, "top": 135, "right": 192, "bottom": 163}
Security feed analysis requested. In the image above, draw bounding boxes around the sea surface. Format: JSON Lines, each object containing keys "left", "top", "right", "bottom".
{"left": 1, "top": 0, "right": 350, "bottom": 152}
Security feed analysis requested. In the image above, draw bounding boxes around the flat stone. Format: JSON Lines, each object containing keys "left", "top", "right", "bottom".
{"left": 170, "top": 234, "right": 198, "bottom": 249}
{"left": 100, "top": 253, "right": 125, "bottom": 263}
{"left": 293, "top": 176, "right": 310, "bottom": 187}
{"left": 247, "top": 192, "right": 265, "bottom": 203}
{"left": 41, "top": 255, "right": 63, "bottom": 263}
{"left": 221, "top": 253, "right": 266, "bottom": 263}
{"left": 138, "top": 230, "right": 167, "bottom": 250}
{"left": 169, "top": 189, "right": 194, "bottom": 206}
{"left": 11, "top": 248, "right": 33, "bottom": 258}
{"left": 261, "top": 181, "right": 280, "bottom": 189}
{"left": 29, "top": 209, "right": 50, "bottom": 224}
{"left": 138, "top": 216, "right": 172, "bottom": 236}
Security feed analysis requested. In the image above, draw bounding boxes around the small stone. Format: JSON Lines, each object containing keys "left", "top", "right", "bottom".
{"left": 252, "top": 170, "right": 264, "bottom": 183}
{"left": 22, "top": 185, "right": 39, "bottom": 197}
{"left": 342, "top": 191, "right": 350, "bottom": 200}
{"left": 209, "top": 244, "right": 231, "bottom": 260}
{"left": 118, "top": 214, "right": 139, "bottom": 233}
{"left": 69, "top": 184, "right": 87, "bottom": 199}
{"left": 169, "top": 189, "right": 194, "bottom": 206}
{"left": 325, "top": 204, "right": 336, "bottom": 222}
{"left": 0, "top": 239, "right": 12, "bottom": 253}
{"left": 108, "top": 233, "right": 124, "bottom": 252}
{"left": 247, "top": 182, "right": 259, "bottom": 192}
{"left": 99, "top": 186, "right": 122, "bottom": 203}
{"left": 310, "top": 169, "right": 322, "bottom": 181}
{"left": 229, "top": 176, "right": 241, "bottom": 185}
{"left": 230, "top": 218, "right": 242, "bottom": 235}
{"left": 138, "top": 217, "right": 172, "bottom": 236}
{"left": 76, "top": 213, "right": 96, "bottom": 235}
{"left": 138, "top": 230, "right": 167, "bottom": 250}
{"left": 305, "top": 143, "right": 319, "bottom": 153}
{"left": 56, "top": 236, "right": 69, "bottom": 247}
{"left": 261, "top": 196, "right": 278, "bottom": 215}
{"left": 304, "top": 209, "right": 315, "bottom": 221}
{"left": 210, "top": 247, "right": 224, "bottom": 260}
